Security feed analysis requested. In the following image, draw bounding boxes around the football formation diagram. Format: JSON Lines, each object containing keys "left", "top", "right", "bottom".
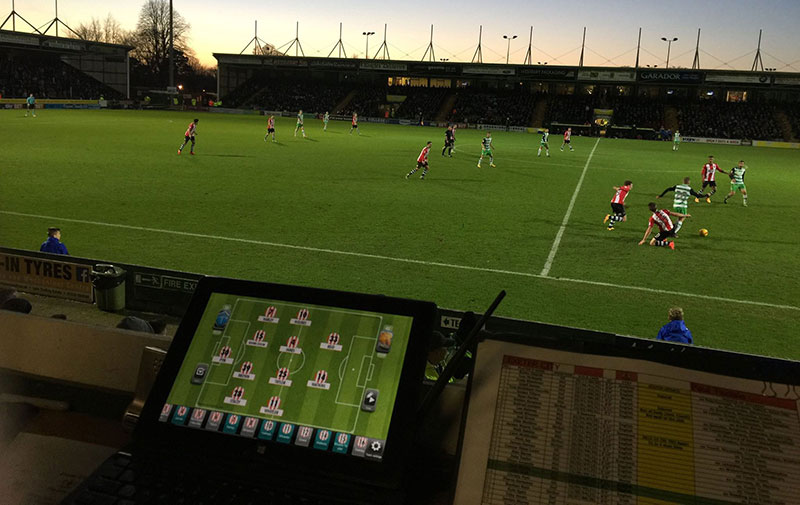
{"left": 168, "top": 295, "right": 407, "bottom": 439}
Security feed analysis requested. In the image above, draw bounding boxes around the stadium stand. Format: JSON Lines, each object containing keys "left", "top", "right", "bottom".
{"left": 784, "top": 103, "right": 800, "bottom": 140}
{"left": 390, "top": 86, "right": 449, "bottom": 120}
{"left": 611, "top": 96, "right": 665, "bottom": 129}
{"left": 545, "top": 94, "right": 597, "bottom": 125}
{"left": 676, "top": 100, "right": 784, "bottom": 141}
{"left": 342, "top": 85, "right": 386, "bottom": 117}
{"left": 0, "top": 52, "right": 121, "bottom": 99}
{"left": 447, "top": 88, "right": 537, "bottom": 126}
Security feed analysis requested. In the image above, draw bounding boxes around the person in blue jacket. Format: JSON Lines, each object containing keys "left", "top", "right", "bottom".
{"left": 657, "top": 307, "right": 693, "bottom": 344}
{"left": 40, "top": 227, "right": 69, "bottom": 255}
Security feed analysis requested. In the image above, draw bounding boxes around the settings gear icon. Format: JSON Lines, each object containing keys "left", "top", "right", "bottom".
{"left": 370, "top": 441, "right": 382, "bottom": 452}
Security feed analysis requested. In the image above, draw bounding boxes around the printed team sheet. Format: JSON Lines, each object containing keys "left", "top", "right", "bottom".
{"left": 455, "top": 340, "right": 800, "bottom": 505}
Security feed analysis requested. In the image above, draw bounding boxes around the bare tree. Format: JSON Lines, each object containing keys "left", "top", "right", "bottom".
{"left": 132, "top": 0, "right": 191, "bottom": 79}
{"left": 69, "top": 15, "right": 131, "bottom": 44}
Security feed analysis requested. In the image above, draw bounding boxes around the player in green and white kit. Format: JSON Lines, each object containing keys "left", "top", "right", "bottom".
{"left": 477, "top": 132, "right": 495, "bottom": 168}
{"left": 657, "top": 176, "right": 706, "bottom": 234}
{"left": 323, "top": 111, "right": 329, "bottom": 132}
{"left": 294, "top": 110, "right": 306, "bottom": 138}
{"left": 724, "top": 160, "right": 748, "bottom": 206}
{"left": 673, "top": 130, "right": 681, "bottom": 151}
{"left": 537, "top": 129, "right": 550, "bottom": 157}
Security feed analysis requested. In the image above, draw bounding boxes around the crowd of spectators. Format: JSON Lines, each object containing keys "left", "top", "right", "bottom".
{"left": 447, "top": 89, "right": 537, "bottom": 126}
{"left": 784, "top": 103, "right": 800, "bottom": 140}
{"left": 0, "top": 53, "right": 120, "bottom": 100}
{"left": 342, "top": 86, "right": 386, "bottom": 117}
{"left": 676, "top": 100, "right": 783, "bottom": 140}
{"left": 545, "top": 94, "right": 597, "bottom": 125}
{"left": 611, "top": 97, "right": 664, "bottom": 129}
{"left": 391, "top": 86, "right": 449, "bottom": 120}
{"left": 246, "top": 81, "right": 349, "bottom": 114}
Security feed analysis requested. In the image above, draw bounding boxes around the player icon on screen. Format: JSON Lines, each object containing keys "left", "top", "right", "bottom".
{"left": 308, "top": 370, "right": 331, "bottom": 390}
{"left": 290, "top": 309, "right": 312, "bottom": 326}
{"left": 268, "top": 396, "right": 281, "bottom": 411}
{"left": 257, "top": 306, "right": 280, "bottom": 323}
{"left": 212, "top": 305, "right": 232, "bottom": 335}
{"left": 321, "top": 332, "right": 343, "bottom": 351}
{"left": 213, "top": 346, "right": 234, "bottom": 364}
{"left": 376, "top": 326, "right": 393, "bottom": 354}
{"left": 259, "top": 396, "right": 284, "bottom": 416}
{"left": 280, "top": 336, "right": 303, "bottom": 354}
{"left": 247, "top": 330, "right": 268, "bottom": 348}
{"left": 225, "top": 386, "right": 248, "bottom": 406}
{"left": 269, "top": 367, "right": 293, "bottom": 386}
{"left": 233, "top": 361, "right": 255, "bottom": 380}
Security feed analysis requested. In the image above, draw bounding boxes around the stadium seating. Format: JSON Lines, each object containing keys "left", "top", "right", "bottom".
{"left": 784, "top": 103, "right": 800, "bottom": 140}
{"left": 0, "top": 53, "right": 121, "bottom": 100}
{"left": 676, "top": 100, "right": 784, "bottom": 141}
{"left": 447, "top": 88, "right": 537, "bottom": 126}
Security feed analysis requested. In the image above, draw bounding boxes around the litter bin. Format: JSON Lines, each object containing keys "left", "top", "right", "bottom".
{"left": 92, "top": 264, "right": 126, "bottom": 312}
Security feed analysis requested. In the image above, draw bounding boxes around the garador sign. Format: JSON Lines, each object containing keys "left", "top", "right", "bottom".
{"left": 638, "top": 70, "right": 703, "bottom": 83}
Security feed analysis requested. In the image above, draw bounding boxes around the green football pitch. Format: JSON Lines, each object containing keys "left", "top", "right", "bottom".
{"left": 1, "top": 109, "right": 798, "bottom": 360}
{"left": 165, "top": 293, "right": 411, "bottom": 439}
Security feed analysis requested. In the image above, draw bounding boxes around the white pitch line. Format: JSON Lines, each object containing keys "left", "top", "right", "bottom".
{"left": 540, "top": 137, "right": 601, "bottom": 277}
{"left": 1, "top": 209, "right": 798, "bottom": 312}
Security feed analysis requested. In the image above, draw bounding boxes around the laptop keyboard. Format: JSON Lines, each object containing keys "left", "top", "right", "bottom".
{"left": 65, "top": 452, "right": 360, "bottom": 505}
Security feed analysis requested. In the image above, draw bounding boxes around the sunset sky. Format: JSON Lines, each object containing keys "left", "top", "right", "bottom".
{"left": 10, "top": 0, "right": 800, "bottom": 71}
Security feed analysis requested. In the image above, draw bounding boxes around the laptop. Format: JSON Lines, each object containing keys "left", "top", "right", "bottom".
{"left": 63, "top": 276, "right": 437, "bottom": 505}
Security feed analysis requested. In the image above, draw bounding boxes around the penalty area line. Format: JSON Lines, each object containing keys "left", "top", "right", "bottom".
{"left": 1, "top": 209, "right": 798, "bottom": 312}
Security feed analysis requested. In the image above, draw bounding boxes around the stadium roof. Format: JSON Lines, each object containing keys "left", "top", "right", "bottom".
{"left": 213, "top": 53, "right": 800, "bottom": 88}
{"left": 0, "top": 29, "right": 133, "bottom": 55}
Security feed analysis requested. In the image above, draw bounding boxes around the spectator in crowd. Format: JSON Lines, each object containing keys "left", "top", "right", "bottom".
{"left": 656, "top": 307, "right": 693, "bottom": 344}
{"left": 40, "top": 227, "right": 69, "bottom": 255}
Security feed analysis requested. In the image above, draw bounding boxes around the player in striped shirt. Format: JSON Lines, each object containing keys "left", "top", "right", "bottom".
{"left": 178, "top": 119, "right": 198, "bottom": 155}
{"left": 657, "top": 177, "right": 706, "bottom": 234}
{"left": 560, "top": 127, "right": 574, "bottom": 152}
{"left": 323, "top": 111, "right": 330, "bottom": 132}
{"left": 604, "top": 181, "right": 632, "bottom": 230}
{"left": 724, "top": 160, "right": 748, "bottom": 206}
{"left": 696, "top": 155, "right": 727, "bottom": 203}
{"left": 294, "top": 110, "right": 306, "bottom": 138}
{"left": 349, "top": 112, "right": 360, "bottom": 135}
{"left": 265, "top": 115, "right": 276, "bottom": 143}
{"left": 638, "top": 202, "right": 691, "bottom": 249}
{"left": 477, "top": 132, "right": 495, "bottom": 168}
{"left": 537, "top": 129, "right": 550, "bottom": 157}
{"left": 406, "top": 141, "right": 432, "bottom": 180}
